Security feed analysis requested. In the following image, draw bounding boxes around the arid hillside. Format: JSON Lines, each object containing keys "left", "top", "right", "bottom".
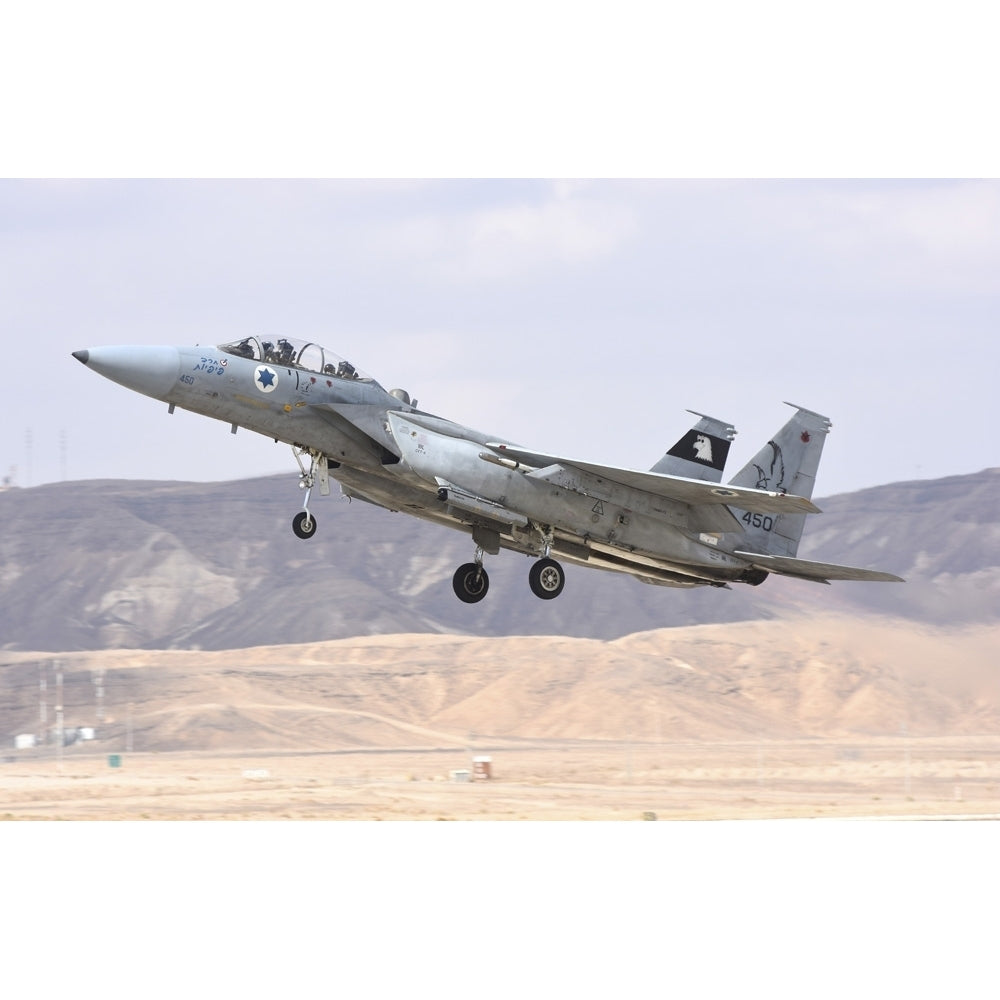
{"left": 3, "top": 616, "right": 996, "bottom": 751}
{"left": 1, "top": 468, "right": 996, "bottom": 650}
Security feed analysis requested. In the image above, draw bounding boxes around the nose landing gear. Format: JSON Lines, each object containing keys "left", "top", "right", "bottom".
{"left": 291, "top": 445, "right": 329, "bottom": 539}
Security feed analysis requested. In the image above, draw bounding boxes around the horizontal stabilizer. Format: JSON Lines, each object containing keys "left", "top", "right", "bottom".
{"left": 483, "top": 443, "right": 822, "bottom": 515}
{"left": 734, "top": 551, "right": 905, "bottom": 584}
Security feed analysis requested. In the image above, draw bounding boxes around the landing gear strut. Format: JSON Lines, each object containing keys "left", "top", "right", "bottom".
{"left": 525, "top": 524, "right": 565, "bottom": 600}
{"left": 291, "top": 445, "right": 329, "bottom": 539}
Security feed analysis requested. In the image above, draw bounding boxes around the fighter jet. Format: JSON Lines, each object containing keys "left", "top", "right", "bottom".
{"left": 73, "top": 336, "right": 903, "bottom": 602}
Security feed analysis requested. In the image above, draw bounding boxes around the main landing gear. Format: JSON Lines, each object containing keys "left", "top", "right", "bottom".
{"left": 528, "top": 557, "right": 565, "bottom": 600}
{"left": 291, "top": 445, "right": 328, "bottom": 539}
{"left": 451, "top": 541, "right": 567, "bottom": 604}
{"left": 453, "top": 556, "right": 490, "bottom": 604}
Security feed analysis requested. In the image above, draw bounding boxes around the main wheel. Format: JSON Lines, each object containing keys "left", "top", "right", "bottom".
{"left": 453, "top": 562, "right": 489, "bottom": 603}
{"left": 529, "top": 557, "right": 565, "bottom": 600}
{"left": 292, "top": 510, "right": 317, "bottom": 539}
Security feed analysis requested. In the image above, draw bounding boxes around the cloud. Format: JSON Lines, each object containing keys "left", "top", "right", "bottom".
{"left": 362, "top": 181, "right": 638, "bottom": 282}
{"left": 763, "top": 180, "right": 1000, "bottom": 295}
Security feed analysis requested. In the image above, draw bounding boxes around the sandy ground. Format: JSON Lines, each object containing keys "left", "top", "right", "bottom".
{"left": 3, "top": 736, "right": 999, "bottom": 820}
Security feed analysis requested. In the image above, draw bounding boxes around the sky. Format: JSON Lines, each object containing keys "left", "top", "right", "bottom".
{"left": 2, "top": 178, "right": 998, "bottom": 496}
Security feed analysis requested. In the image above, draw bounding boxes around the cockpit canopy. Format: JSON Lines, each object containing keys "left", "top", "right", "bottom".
{"left": 219, "top": 336, "right": 381, "bottom": 387}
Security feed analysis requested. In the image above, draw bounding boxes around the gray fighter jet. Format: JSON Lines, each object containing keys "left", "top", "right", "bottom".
{"left": 73, "top": 336, "right": 903, "bottom": 602}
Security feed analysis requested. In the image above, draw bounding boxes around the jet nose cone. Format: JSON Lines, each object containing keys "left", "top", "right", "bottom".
{"left": 73, "top": 345, "right": 181, "bottom": 400}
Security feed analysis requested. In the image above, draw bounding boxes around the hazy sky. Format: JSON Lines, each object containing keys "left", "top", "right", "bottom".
{"left": 3, "top": 178, "right": 997, "bottom": 496}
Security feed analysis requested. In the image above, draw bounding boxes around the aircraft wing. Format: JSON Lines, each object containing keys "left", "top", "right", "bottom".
{"left": 484, "top": 443, "right": 822, "bottom": 516}
{"left": 733, "top": 551, "right": 905, "bottom": 584}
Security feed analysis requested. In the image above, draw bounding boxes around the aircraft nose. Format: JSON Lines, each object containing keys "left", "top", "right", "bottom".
{"left": 72, "top": 345, "right": 181, "bottom": 400}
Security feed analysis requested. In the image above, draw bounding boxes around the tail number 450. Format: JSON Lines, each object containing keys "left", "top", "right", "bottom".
{"left": 742, "top": 512, "right": 774, "bottom": 531}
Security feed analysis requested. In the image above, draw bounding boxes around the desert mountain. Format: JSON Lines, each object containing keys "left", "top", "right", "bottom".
{"left": 2, "top": 616, "right": 997, "bottom": 749}
{"left": 0, "top": 468, "right": 997, "bottom": 651}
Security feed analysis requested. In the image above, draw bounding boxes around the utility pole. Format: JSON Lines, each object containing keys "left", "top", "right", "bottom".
{"left": 93, "top": 669, "right": 105, "bottom": 726}
{"left": 55, "top": 659, "right": 64, "bottom": 771}
{"left": 39, "top": 663, "right": 47, "bottom": 742}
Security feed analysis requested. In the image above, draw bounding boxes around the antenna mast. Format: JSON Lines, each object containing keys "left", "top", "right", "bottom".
{"left": 39, "top": 663, "right": 47, "bottom": 739}
{"left": 55, "top": 659, "right": 63, "bottom": 771}
{"left": 93, "top": 669, "right": 105, "bottom": 725}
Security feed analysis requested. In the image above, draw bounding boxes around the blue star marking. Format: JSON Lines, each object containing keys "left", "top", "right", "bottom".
{"left": 255, "top": 366, "right": 278, "bottom": 392}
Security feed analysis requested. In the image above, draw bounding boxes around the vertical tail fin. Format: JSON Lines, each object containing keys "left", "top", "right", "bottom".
{"left": 650, "top": 411, "right": 736, "bottom": 482}
{"left": 727, "top": 403, "right": 831, "bottom": 557}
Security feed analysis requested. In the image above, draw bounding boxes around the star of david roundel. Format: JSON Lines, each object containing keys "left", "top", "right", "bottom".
{"left": 255, "top": 365, "right": 278, "bottom": 393}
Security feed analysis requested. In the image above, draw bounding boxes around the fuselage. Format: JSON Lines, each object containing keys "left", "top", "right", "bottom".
{"left": 73, "top": 337, "right": 763, "bottom": 591}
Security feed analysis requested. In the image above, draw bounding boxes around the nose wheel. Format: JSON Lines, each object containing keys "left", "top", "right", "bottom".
{"left": 292, "top": 510, "right": 317, "bottom": 539}
{"left": 529, "top": 557, "right": 565, "bottom": 599}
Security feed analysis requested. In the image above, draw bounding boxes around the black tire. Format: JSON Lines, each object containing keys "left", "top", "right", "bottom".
{"left": 453, "top": 562, "right": 489, "bottom": 603}
{"left": 529, "top": 557, "right": 565, "bottom": 600}
{"left": 292, "top": 510, "right": 317, "bottom": 539}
